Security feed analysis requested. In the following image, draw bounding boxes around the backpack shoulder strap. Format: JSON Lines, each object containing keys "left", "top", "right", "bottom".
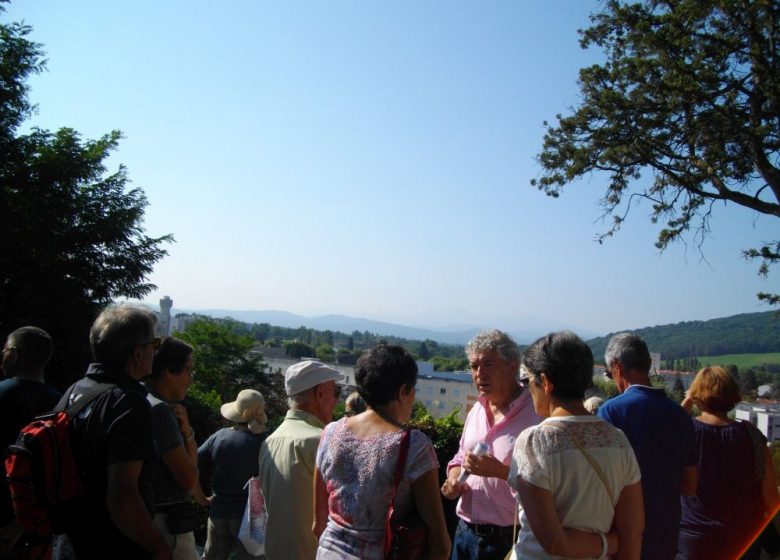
{"left": 57, "top": 383, "right": 117, "bottom": 417}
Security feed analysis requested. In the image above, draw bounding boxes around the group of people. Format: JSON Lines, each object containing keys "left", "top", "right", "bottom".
{"left": 0, "top": 305, "right": 778, "bottom": 560}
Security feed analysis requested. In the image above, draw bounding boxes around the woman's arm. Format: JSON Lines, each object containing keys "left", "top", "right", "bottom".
{"left": 412, "top": 468, "right": 451, "bottom": 560}
{"left": 761, "top": 446, "right": 780, "bottom": 516}
{"left": 517, "top": 479, "right": 618, "bottom": 558}
{"left": 312, "top": 467, "right": 329, "bottom": 539}
{"left": 613, "top": 481, "right": 644, "bottom": 560}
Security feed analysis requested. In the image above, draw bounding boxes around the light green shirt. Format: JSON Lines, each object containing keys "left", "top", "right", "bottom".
{"left": 258, "top": 409, "right": 325, "bottom": 560}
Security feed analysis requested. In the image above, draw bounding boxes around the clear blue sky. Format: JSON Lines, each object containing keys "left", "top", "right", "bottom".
{"left": 7, "top": 1, "right": 778, "bottom": 336}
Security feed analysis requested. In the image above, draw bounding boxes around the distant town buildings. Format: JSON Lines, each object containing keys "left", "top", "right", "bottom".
{"left": 735, "top": 402, "right": 780, "bottom": 442}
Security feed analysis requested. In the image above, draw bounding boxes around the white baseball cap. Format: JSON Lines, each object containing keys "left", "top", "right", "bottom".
{"left": 285, "top": 360, "right": 344, "bottom": 396}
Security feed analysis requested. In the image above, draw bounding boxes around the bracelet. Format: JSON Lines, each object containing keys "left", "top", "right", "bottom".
{"left": 184, "top": 430, "right": 195, "bottom": 442}
{"left": 597, "top": 531, "right": 608, "bottom": 560}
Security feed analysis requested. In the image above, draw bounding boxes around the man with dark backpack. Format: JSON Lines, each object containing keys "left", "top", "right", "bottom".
{"left": 0, "top": 327, "right": 61, "bottom": 558}
{"left": 58, "top": 305, "right": 171, "bottom": 560}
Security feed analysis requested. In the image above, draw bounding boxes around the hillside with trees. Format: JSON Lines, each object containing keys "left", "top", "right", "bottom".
{"left": 587, "top": 311, "right": 780, "bottom": 362}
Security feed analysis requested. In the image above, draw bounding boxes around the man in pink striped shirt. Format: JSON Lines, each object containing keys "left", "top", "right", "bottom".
{"left": 441, "top": 330, "right": 541, "bottom": 560}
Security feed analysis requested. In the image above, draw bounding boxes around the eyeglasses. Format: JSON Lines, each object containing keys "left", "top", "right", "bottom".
{"left": 183, "top": 368, "right": 195, "bottom": 379}
{"left": 518, "top": 376, "right": 532, "bottom": 389}
{"left": 603, "top": 368, "right": 613, "bottom": 380}
{"left": 136, "top": 337, "right": 162, "bottom": 350}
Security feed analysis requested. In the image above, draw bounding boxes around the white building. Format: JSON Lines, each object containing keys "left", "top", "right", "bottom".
{"left": 415, "top": 368, "right": 477, "bottom": 420}
{"left": 734, "top": 402, "right": 780, "bottom": 442}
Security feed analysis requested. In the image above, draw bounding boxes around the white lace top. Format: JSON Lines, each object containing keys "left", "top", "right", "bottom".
{"left": 508, "top": 416, "right": 640, "bottom": 560}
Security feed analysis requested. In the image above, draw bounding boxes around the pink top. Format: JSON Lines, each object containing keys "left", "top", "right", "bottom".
{"left": 447, "top": 390, "right": 541, "bottom": 526}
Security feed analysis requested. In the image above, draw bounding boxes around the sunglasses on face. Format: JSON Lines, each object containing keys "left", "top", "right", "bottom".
{"left": 135, "top": 337, "right": 162, "bottom": 350}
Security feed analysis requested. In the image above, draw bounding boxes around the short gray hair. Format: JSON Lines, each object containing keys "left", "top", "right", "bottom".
{"left": 287, "top": 387, "right": 314, "bottom": 410}
{"left": 465, "top": 329, "right": 520, "bottom": 365}
{"left": 604, "top": 333, "right": 651, "bottom": 374}
{"left": 90, "top": 305, "right": 157, "bottom": 366}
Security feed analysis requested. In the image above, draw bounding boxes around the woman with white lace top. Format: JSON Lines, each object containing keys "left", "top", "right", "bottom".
{"left": 508, "top": 331, "right": 644, "bottom": 560}
{"left": 313, "top": 343, "right": 451, "bottom": 560}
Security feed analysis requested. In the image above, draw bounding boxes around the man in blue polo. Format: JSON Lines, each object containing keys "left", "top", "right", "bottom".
{"left": 598, "top": 333, "right": 697, "bottom": 560}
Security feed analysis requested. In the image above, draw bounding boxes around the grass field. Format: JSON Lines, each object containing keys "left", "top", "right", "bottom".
{"left": 698, "top": 353, "right": 780, "bottom": 369}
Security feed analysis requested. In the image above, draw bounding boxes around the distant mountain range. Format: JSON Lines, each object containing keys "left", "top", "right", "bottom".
{"left": 167, "top": 308, "right": 596, "bottom": 345}
{"left": 162, "top": 307, "right": 780, "bottom": 357}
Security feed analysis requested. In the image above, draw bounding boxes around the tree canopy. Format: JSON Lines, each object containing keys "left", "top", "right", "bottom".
{"left": 533, "top": 0, "right": 779, "bottom": 302}
{"left": 0, "top": 6, "right": 171, "bottom": 387}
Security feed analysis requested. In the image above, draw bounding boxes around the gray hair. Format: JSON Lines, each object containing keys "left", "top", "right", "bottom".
{"left": 287, "top": 388, "right": 314, "bottom": 410}
{"left": 465, "top": 329, "right": 520, "bottom": 365}
{"left": 90, "top": 305, "right": 157, "bottom": 366}
{"left": 604, "top": 333, "right": 651, "bottom": 374}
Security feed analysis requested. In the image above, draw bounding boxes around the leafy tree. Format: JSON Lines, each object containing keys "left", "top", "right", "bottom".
{"left": 0, "top": 7, "right": 171, "bottom": 388}
{"left": 283, "top": 340, "right": 316, "bottom": 359}
{"left": 593, "top": 376, "right": 620, "bottom": 399}
{"left": 741, "top": 368, "right": 759, "bottom": 393}
{"left": 176, "top": 319, "right": 268, "bottom": 402}
{"left": 671, "top": 374, "right": 686, "bottom": 403}
{"left": 533, "top": 0, "right": 780, "bottom": 303}
{"left": 176, "top": 318, "right": 287, "bottom": 433}
{"left": 419, "top": 341, "right": 431, "bottom": 361}
{"left": 315, "top": 343, "right": 335, "bottom": 362}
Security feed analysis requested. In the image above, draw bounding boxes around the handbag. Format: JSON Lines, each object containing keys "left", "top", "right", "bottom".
{"left": 384, "top": 429, "right": 429, "bottom": 560}
{"left": 164, "top": 500, "right": 200, "bottom": 535}
{"left": 238, "top": 476, "right": 267, "bottom": 556}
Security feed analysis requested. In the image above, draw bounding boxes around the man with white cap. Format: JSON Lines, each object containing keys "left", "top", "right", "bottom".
{"left": 258, "top": 360, "right": 343, "bottom": 560}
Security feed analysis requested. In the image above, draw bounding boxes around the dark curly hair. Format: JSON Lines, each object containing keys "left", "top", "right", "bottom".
{"left": 355, "top": 344, "right": 417, "bottom": 408}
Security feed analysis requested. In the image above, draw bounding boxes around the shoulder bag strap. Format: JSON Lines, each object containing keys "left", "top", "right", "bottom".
{"left": 551, "top": 422, "right": 615, "bottom": 504}
{"left": 384, "top": 429, "right": 411, "bottom": 556}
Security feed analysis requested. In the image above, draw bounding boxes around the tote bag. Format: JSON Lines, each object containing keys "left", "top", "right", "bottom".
{"left": 238, "top": 476, "right": 267, "bottom": 556}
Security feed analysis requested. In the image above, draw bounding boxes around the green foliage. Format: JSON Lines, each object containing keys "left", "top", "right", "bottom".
{"left": 245, "top": 323, "right": 465, "bottom": 362}
{"left": 592, "top": 376, "right": 619, "bottom": 399}
{"left": 670, "top": 375, "right": 686, "bottom": 404}
{"left": 283, "top": 340, "right": 316, "bottom": 359}
{"left": 430, "top": 355, "right": 470, "bottom": 372}
{"left": 409, "top": 407, "right": 464, "bottom": 477}
{"left": 588, "top": 312, "right": 780, "bottom": 361}
{"left": 0, "top": 10, "right": 171, "bottom": 388}
{"left": 533, "top": 0, "right": 780, "bottom": 304}
{"left": 176, "top": 318, "right": 288, "bottom": 433}
{"left": 315, "top": 343, "right": 335, "bottom": 362}
{"left": 698, "top": 353, "right": 780, "bottom": 370}
{"left": 419, "top": 341, "right": 431, "bottom": 361}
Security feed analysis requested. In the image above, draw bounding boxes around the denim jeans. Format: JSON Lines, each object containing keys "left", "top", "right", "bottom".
{"left": 451, "top": 519, "right": 514, "bottom": 560}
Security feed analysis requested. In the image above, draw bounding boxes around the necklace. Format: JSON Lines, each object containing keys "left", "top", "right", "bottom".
{"left": 372, "top": 406, "right": 406, "bottom": 430}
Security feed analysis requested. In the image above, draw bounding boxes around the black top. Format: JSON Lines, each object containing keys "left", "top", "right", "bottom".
{"left": 65, "top": 363, "right": 156, "bottom": 560}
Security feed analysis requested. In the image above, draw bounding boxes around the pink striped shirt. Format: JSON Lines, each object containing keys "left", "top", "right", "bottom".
{"left": 447, "top": 390, "right": 541, "bottom": 526}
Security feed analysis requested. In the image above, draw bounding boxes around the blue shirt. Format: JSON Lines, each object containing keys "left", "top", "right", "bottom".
{"left": 598, "top": 385, "right": 695, "bottom": 560}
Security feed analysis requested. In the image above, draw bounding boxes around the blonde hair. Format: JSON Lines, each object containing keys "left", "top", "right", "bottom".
{"left": 688, "top": 366, "right": 741, "bottom": 413}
